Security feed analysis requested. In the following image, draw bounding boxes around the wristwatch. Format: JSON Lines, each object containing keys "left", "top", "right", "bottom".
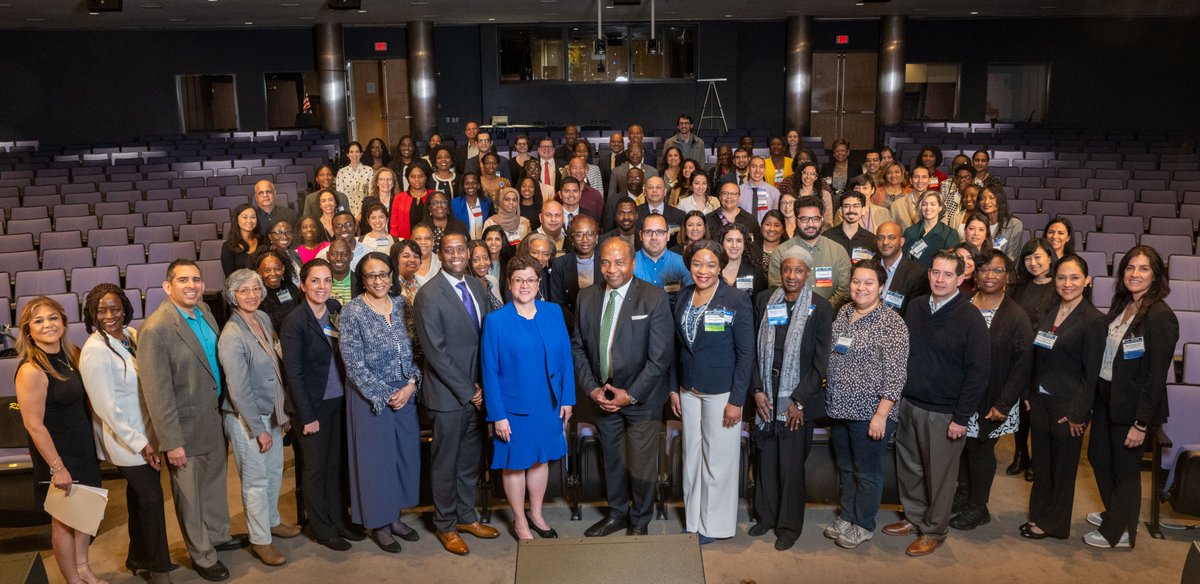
{"left": 627, "top": 394, "right": 639, "bottom": 405}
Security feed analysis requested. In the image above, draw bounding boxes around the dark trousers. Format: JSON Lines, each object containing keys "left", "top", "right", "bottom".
{"left": 297, "top": 396, "right": 347, "bottom": 541}
{"left": 1028, "top": 393, "right": 1084, "bottom": 538}
{"left": 428, "top": 404, "right": 483, "bottom": 533}
{"left": 1088, "top": 382, "right": 1144, "bottom": 546}
{"left": 830, "top": 417, "right": 896, "bottom": 531}
{"left": 118, "top": 464, "right": 172, "bottom": 572}
{"left": 1011, "top": 403, "right": 1031, "bottom": 467}
{"left": 957, "top": 436, "right": 1000, "bottom": 508}
{"left": 754, "top": 422, "right": 815, "bottom": 539}
{"left": 596, "top": 408, "right": 661, "bottom": 528}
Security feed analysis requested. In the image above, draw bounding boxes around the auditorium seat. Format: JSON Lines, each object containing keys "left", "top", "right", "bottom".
{"left": 40, "top": 248, "right": 94, "bottom": 273}
{"left": 1150, "top": 217, "right": 1193, "bottom": 236}
{"left": 16, "top": 294, "right": 79, "bottom": 322}
{"left": 1172, "top": 256, "right": 1200, "bottom": 282}
{"left": 144, "top": 287, "right": 168, "bottom": 315}
{"left": 1102, "top": 215, "right": 1145, "bottom": 236}
{"left": 132, "top": 225, "right": 175, "bottom": 247}
{"left": 179, "top": 223, "right": 218, "bottom": 251}
{"left": 1165, "top": 282, "right": 1200, "bottom": 312}
{"left": 1092, "top": 276, "right": 1115, "bottom": 311}
{"left": 15, "top": 269, "right": 67, "bottom": 298}
{"left": 1085, "top": 233, "right": 1137, "bottom": 264}
{"left": 95, "top": 244, "right": 145, "bottom": 276}
{"left": 1041, "top": 200, "right": 1083, "bottom": 217}
{"left": 70, "top": 266, "right": 121, "bottom": 296}
{"left": 1132, "top": 202, "right": 1179, "bottom": 229}
{"left": 52, "top": 203, "right": 91, "bottom": 218}
{"left": 0, "top": 251, "right": 39, "bottom": 276}
{"left": 198, "top": 239, "right": 223, "bottom": 260}
{"left": 1140, "top": 234, "right": 1193, "bottom": 264}
{"left": 197, "top": 260, "right": 225, "bottom": 292}
{"left": 86, "top": 228, "right": 129, "bottom": 249}
{"left": 147, "top": 241, "right": 197, "bottom": 263}
{"left": 1176, "top": 312, "right": 1200, "bottom": 358}
{"left": 7, "top": 218, "right": 51, "bottom": 245}
{"left": 0, "top": 233, "right": 34, "bottom": 253}
{"left": 1087, "top": 201, "right": 1130, "bottom": 224}
{"left": 125, "top": 262, "right": 169, "bottom": 293}
{"left": 102, "top": 213, "right": 145, "bottom": 231}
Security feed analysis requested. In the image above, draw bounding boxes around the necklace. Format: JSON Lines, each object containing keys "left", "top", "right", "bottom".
{"left": 364, "top": 294, "right": 393, "bottom": 316}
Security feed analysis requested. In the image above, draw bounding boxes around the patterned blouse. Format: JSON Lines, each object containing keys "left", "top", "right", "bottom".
{"left": 825, "top": 302, "right": 909, "bottom": 422}
{"left": 338, "top": 294, "right": 422, "bottom": 412}
{"left": 336, "top": 163, "right": 375, "bottom": 218}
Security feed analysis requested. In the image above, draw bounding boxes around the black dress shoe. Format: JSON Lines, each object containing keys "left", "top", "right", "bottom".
{"left": 370, "top": 529, "right": 402, "bottom": 553}
{"left": 1024, "top": 468, "right": 1034, "bottom": 482}
{"left": 627, "top": 524, "right": 648, "bottom": 536}
{"left": 584, "top": 516, "right": 629, "bottom": 537}
{"left": 774, "top": 535, "right": 797, "bottom": 551}
{"left": 127, "top": 560, "right": 180, "bottom": 573}
{"left": 949, "top": 505, "right": 991, "bottom": 531}
{"left": 317, "top": 536, "right": 352, "bottom": 551}
{"left": 525, "top": 512, "right": 558, "bottom": 538}
{"left": 951, "top": 490, "right": 970, "bottom": 515}
{"left": 213, "top": 536, "right": 248, "bottom": 551}
{"left": 1005, "top": 459, "right": 1023, "bottom": 475}
{"left": 194, "top": 560, "right": 230, "bottom": 582}
{"left": 1018, "top": 522, "right": 1068, "bottom": 540}
{"left": 747, "top": 523, "right": 771, "bottom": 537}
{"left": 390, "top": 521, "right": 420, "bottom": 542}
{"left": 340, "top": 527, "right": 367, "bottom": 542}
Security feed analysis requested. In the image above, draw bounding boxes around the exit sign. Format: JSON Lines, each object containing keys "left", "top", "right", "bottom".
{"left": 374, "top": 42, "right": 388, "bottom": 51}
{"left": 836, "top": 35, "right": 849, "bottom": 45}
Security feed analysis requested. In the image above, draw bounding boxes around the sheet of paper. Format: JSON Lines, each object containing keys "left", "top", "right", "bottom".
{"left": 44, "top": 484, "right": 109, "bottom": 536}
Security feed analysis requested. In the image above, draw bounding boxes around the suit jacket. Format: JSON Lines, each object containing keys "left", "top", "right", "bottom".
{"left": 414, "top": 272, "right": 492, "bottom": 412}
{"left": 599, "top": 151, "right": 624, "bottom": 188}
{"left": 534, "top": 157, "right": 568, "bottom": 192}
{"left": 883, "top": 254, "right": 930, "bottom": 317}
{"left": 218, "top": 309, "right": 289, "bottom": 436}
{"left": 451, "top": 195, "right": 495, "bottom": 227}
{"left": 481, "top": 301, "right": 576, "bottom": 420}
{"left": 602, "top": 191, "right": 637, "bottom": 232}
{"left": 1032, "top": 298, "right": 1106, "bottom": 423}
{"left": 548, "top": 251, "right": 603, "bottom": 317}
{"left": 138, "top": 300, "right": 224, "bottom": 455}
{"left": 279, "top": 299, "right": 343, "bottom": 426}
{"left": 750, "top": 290, "right": 834, "bottom": 418}
{"left": 571, "top": 277, "right": 675, "bottom": 412}
{"left": 607, "top": 163, "right": 658, "bottom": 199}
{"left": 1106, "top": 300, "right": 1179, "bottom": 425}
{"left": 673, "top": 282, "right": 755, "bottom": 406}
{"left": 636, "top": 203, "right": 686, "bottom": 236}
{"left": 79, "top": 328, "right": 151, "bottom": 467}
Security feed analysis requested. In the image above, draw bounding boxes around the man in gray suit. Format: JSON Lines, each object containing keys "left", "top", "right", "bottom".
{"left": 413, "top": 233, "right": 500, "bottom": 555}
{"left": 607, "top": 143, "right": 659, "bottom": 200}
{"left": 140, "top": 259, "right": 240, "bottom": 582}
{"left": 572, "top": 238, "right": 675, "bottom": 537}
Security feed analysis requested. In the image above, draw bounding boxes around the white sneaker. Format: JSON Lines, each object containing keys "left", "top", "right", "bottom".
{"left": 1086, "top": 512, "right": 1103, "bottom": 527}
{"left": 1083, "top": 529, "right": 1130, "bottom": 548}
{"left": 835, "top": 524, "right": 874, "bottom": 549}
{"left": 823, "top": 518, "right": 850, "bottom": 540}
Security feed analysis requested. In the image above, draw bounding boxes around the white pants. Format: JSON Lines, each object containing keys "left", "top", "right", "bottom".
{"left": 681, "top": 389, "right": 741, "bottom": 538}
{"left": 223, "top": 413, "right": 284, "bottom": 545}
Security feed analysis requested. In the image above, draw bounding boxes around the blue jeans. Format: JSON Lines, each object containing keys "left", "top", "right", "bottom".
{"left": 829, "top": 417, "right": 896, "bottom": 531}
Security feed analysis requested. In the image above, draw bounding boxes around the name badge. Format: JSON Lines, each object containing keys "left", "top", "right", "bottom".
{"left": 994, "top": 235, "right": 1008, "bottom": 248}
{"left": 472, "top": 208, "right": 483, "bottom": 218}
{"left": 910, "top": 240, "right": 929, "bottom": 258}
{"left": 1034, "top": 330, "right": 1057, "bottom": 350}
{"left": 736, "top": 275, "right": 755, "bottom": 291}
{"left": 833, "top": 335, "right": 853, "bottom": 354}
{"left": 1038, "top": 384, "right": 1052, "bottom": 396}
{"left": 809, "top": 303, "right": 816, "bottom": 316}
{"left": 815, "top": 266, "right": 833, "bottom": 288}
{"left": 375, "top": 237, "right": 391, "bottom": 248}
{"left": 774, "top": 169, "right": 784, "bottom": 184}
{"left": 1122, "top": 337, "right": 1146, "bottom": 359}
{"left": 766, "top": 303, "right": 789, "bottom": 326}
{"left": 276, "top": 289, "right": 293, "bottom": 304}
{"left": 756, "top": 188, "right": 768, "bottom": 212}
{"left": 851, "top": 247, "right": 875, "bottom": 263}
{"left": 323, "top": 324, "right": 339, "bottom": 339}
{"left": 883, "top": 290, "right": 904, "bottom": 309}
{"left": 704, "top": 309, "right": 728, "bottom": 332}
{"left": 664, "top": 282, "right": 681, "bottom": 293}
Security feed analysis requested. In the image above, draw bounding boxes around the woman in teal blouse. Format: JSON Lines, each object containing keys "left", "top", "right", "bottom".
{"left": 903, "top": 191, "right": 960, "bottom": 269}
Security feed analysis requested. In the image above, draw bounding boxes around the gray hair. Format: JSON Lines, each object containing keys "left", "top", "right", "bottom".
{"left": 224, "top": 269, "right": 264, "bottom": 305}
{"left": 778, "top": 245, "right": 814, "bottom": 270}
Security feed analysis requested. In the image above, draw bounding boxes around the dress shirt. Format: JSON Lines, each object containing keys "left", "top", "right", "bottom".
{"left": 600, "top": 278, "right": 633, "bottom": 377}
{"left": 738, "top": 181, "right": 781, "bottom": 223}
{"left": 634, "top": 249, "right": 693, "bottom": 291}
{"left": 177, "top": 305, "right": 221, "bottom": 394}
{"left": 929, "top": 290, "right": 960, "bottom": 314}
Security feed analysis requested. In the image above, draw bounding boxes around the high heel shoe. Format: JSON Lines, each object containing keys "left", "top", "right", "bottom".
{"left": 525, "top": 511, "right": 558, "bottom": 538}
{"left": 390, "top": 520, "right": 420, "bottom": 542}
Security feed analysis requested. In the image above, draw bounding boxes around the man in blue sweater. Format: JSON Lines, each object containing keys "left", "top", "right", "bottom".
{"left": 882, "top": 250, "right": 989, "bottom": 557}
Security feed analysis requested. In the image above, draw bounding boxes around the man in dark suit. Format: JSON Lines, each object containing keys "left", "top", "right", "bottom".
{"left": 555, "top": 125, "right": 581, "bottom": 161}
{"left": 534, "top": 136, "right": 566, "bottom": 202}
{"left": 598, "top": 132, "right": 625, "bottom": 190}
{"left": 453, "top": 120, "right": 480, "bottom": 173}
{"left": 571, "top": 238, "right": 675, "bottom": 537}
{"left": 413, "top": 233, "right": 500, "bottom": 555}
{"left": 140, "top": 259, "right": 240, "bottom": 581}
{"left": 254, "top": 180, "right": 297, "bottom": 239}
{"left": 601, "top": 198, "right": 642, "bottom": 253}
{"left": 876, "top": 221, "right": 930, "bottom": 317}
{"left": 549, "top": 214, "right": 602, "bottom": 319}
{"left": 607, "top": 143, "right": 658, "bottom": 200}
{"left": 461, "top": 131, "right": 512, "bottom": 181}
{"left": 636, "top": 176, "right": 686, "bottom": 239}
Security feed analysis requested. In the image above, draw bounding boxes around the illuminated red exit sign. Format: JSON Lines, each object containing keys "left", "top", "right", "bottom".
{"left": 374, "top": 42, "right": 388, "bottom": 51}
{"left": 835, "top": 35, "right": 849, "bottom": 45}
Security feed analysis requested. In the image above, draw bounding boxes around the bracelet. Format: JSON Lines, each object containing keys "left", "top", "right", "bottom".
{"left": 1133, "top": 424, "right": 1148, "bottom": 432}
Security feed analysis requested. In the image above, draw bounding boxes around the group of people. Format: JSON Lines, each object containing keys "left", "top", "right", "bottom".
{"left": 12, "top": 118, "right": 1179, "bottom": 583}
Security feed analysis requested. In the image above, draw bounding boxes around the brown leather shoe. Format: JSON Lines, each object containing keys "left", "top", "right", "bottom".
{"left": 456, "top": 522, "right": 501, "bottom": 539}
{"left": 905, "top": 535, "right": 942, "bottom": 557}
{"left": 882, "top": 520, "right": 918, "bottom": 536}
{"left": 436, "top": 531, "right": 470, "bottom": 555}
{"left": 270, "top": 523, "right": 302, "bottom": 539}
{"left": 251, "top": 543, "right": 287, "bottom": 566}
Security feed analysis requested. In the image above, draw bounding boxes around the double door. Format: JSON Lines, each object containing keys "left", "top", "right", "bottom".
{"left": 810, "top": 52, "right": 877, "bottom": 150}
{"left": 348, "top": 59, "right": 413, "bottom": 146}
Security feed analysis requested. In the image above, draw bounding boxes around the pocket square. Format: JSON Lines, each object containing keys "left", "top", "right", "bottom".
{"left": 631, "top": 314, "right": 649, "bottom": 321}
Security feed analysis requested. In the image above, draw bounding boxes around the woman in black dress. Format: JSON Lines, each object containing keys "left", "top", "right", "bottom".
{"left": 1006, "top": 238, "right": 1058, "bottom": 480}
{"left": 15, "top": 296, "right": 106, "bottom": 584}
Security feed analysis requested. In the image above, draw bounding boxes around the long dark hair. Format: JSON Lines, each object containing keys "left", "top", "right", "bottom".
{"left": 980, "top": 184, "right": 1014, "bottom": 233}
{"left": 1044, "top": 215, "right": 1076, "bottom": 259}
{"left": 227, "top": 203, "right": 260, "bottom": 253}
{"left": 1107, "top": 245, "right": 1170, "bottom": 333}
{"left": 481, "top": 224, "right": 517, "bottom": 265}
{"left": 83, "top": 283, "right": 136, "bottom": 373}
{"left": 389, "top": 239, "right": 423, "bottom": 296}
{"left": 364, "top": 137, "right": 391, "bottom": 167}
{"left": 1015, "top": 237, "right": 1055, "bottom": 286}
{"left": 250, "top": 247, "right": 295, "bottom": 290}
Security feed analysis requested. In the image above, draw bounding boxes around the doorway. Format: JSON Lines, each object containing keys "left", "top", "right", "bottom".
{"left": 348, "top": 59, "right": 413, "bottom": 148}
{"left": 810, "top": 52, "right": 877, "bottom": 150}
{"left": 986, "top": 63, "right": 1050, "bottom": 123}
{"left": 176, "top": 74, "right": 239, "bottom": 133}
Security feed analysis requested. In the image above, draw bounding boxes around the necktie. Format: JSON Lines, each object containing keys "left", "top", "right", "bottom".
{"left": 544, "top": 160, "right": 551, "bottom": 185}
{"left": 651, "top": 208, "right": 661, "bottom": 215}
{"left": 456, "top": 281, "right": 480, "bottom": 335}
{"left": 598, "top": 290, "right": 618, "bottom": 381}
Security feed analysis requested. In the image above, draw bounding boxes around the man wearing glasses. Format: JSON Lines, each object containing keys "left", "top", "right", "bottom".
{"left": 316, "top": 211, "right": 368, "bottom": 271}
{"left": 254, "top": 180, "right": 297, "bottom": 239}
{"left": 824, "top": 190, "right": 879, "bottom": 265}
{"left": 633, "top": 213, "right": 692, "bottom": 308}
{"left": 767, "top": 195, "right": 851, "bottom": 310}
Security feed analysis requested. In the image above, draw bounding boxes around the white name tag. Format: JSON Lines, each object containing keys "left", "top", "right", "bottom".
{"left": 736, "top": 275, "right": 755, "bottom": 291}
{"left": 910, "top": 240, "right": 929, "bottom": 258}
{"left": 704, "top": 309, "right": 729, "bottom": 332}
{"left": 833, "top": 335, "right": 853, "bottom": 354}
{"left": 994, "top": 235, "right": 1008, "bottom": 248}
{"left": 1122, "top": 337, "right": 1146, "bottom": 359}
{"left": 323, "top": 324, "right": 339, "bottom": 339}
{"left": 1034, "top": 330, "right": 1057, "bottom": 350}
{"left": 766, "top": 303, "right": 789, "bottom": 326}
{"left": 815, "top": 266, "right": 833, "bottom": 288}
{"left": 884, "top": 290, "right": 904, "bottom": 309}
{"left": 276, "top": 289, "right": 293, "bottom": 303}
{"left": 851, "top": 247, "right": 875, "bottom": 262}
{"left": 375, "top": 237, "right": 391, "bottom": 248}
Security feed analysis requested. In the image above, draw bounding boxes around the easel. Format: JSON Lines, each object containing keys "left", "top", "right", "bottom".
{"left": 697, "top": 78, "right": 728, "bottom": 133}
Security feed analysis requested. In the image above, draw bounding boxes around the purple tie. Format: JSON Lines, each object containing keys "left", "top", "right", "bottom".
{"left": 457, "top": 281, "right": 480, "bottom": 335}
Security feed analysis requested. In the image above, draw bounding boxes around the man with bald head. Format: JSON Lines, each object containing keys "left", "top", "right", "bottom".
{"left": 571, "top": 237, "right": 674, "bottom": 538}
{"left": 567, "top": 157, "right": 605, "bottom": 220}
{"left": 537, "top": 199, "right": 569, "bottom": 252}
{"left": 600, "top": 132, "right": 625, "bottom": 188}
{"left": 636, "top": 175, "right": 685, "bottom": 239}
{"left": 254, "top": 180, "right": 297, "bottom": 239}
{"left": 608, "top": 142, "right": 658, "bottom": 200}
{"left": 603, "top": 165, "right": 647, "bottom": 232}
{"left": 875, "top": 221, "right": 930, "bottom": 316}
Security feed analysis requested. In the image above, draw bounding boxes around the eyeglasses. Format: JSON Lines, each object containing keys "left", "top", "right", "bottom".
{"left": 797, "top": 216, "right": 823, "bottom": 224}
{"left": 511, "top": 277, "right": 540, "bottom": 288}
{"left": 364, "top": 272, "right": 392, "bottom": 282}
{"left": 269, "top": 230, "right": 292, "bottom": 237}
{"left": 235, "top": 286, "right": 264, "bottom": 297}
{"left": 572, "top": 231, "right": 598, "bottom": 240}
{"left": 428, "top": 200, "right": 449, "bottom": 207}
{"left": 641, "top": 229, "right": 668, "bottom": 237}
{"left": 977, "top": 267, "right": 1007, "bottom": 275}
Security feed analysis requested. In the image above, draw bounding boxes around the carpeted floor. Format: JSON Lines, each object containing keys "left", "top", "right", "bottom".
{"left": 2, "top": 437, "right": 1195, "bottom": 583}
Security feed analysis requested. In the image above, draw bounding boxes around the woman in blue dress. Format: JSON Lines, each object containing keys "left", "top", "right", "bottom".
{"left": 482, "top": 254, "right": 576, "bottom": 542}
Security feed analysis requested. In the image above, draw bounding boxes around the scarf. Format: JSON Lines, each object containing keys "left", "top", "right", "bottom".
{"left": 755, "top": 285, "right": 813, "bottom": 433}
{"left": 495, "top": 203, "right": 522, "bottom": 234}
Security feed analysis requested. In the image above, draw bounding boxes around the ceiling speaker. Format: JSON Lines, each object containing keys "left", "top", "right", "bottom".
{"left": 329, "top": 0, "right": 361, "bottom": 9}
{"left": 87, "top": 0, "right": 123, "bottom": 11}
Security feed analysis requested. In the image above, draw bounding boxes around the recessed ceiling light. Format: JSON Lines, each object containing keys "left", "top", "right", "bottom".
{"left": 856, "top": 1, "right": 864, "bottom": 5}
{"left": 488, "top": 17, "right": 495, "bottom": 21}
{"left": 89, "top": 11, "right": 99, "bottom": 15}
{"left": 723, "top": 14, "right": 732, "bottom": 18}
{"left": 244, "top": 21, "right": 253, "bottom": 24}
{"left": 358, "top": 9, "right": 366, "bottom": 13}
{"left": 969, "top": 10, "right": 979, "bottom": 14}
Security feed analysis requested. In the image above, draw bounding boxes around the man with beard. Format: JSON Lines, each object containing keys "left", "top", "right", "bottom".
{"left": 768, "top": 196, "right": 851, "bottom": 309}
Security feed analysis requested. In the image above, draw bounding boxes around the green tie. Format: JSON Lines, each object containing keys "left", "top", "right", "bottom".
{"left": 598, "top": 290, "right": 619, "bottom": 381}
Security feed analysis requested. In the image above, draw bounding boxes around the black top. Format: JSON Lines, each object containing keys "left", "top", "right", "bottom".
{"left": 1103, "top": 300, "right": 1178, "bottom": 425}
{"left": 520, "top": 200, "right": 542, "bottom": 232}
{"left": 1011, "top": 280, "right": 1057, "bottom": 329}
{"left": 704, "top": 210, "right": 760, "bottom": 244}
{"left": 279, "top": 299, "right": 345, "bottom": 426}
{"left": 902, "top": 291, "right": 991, "bottom": 425}
{"left": 750, "top": 289, "right": 834, "bottom": 418}
{"left": 27, "top": 351, "right": 102, "bottom": 506}
{"left": 823, "top": 224, "right": 879, "bottom": 263}
{"left": 262, "top": 282, "right": 301, "bottom": 331}
{"left": 973, "top": 296, "right": 1034, "bottom": 435}
{"left": 1032, "top": 298, "right": 1106, "bottom": 423}
{"left": 726, "top": 258, "right": 767, "bottom": 299}
{"left": 220, "top": 241, "right": 257, "bottom": 278}
{"left": 882, "top": 254, "right": 930, "bottom": 318}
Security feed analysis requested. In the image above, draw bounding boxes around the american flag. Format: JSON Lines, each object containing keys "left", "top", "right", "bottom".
{"left": 302, "top": 95, "right": 312, "bottom": 113}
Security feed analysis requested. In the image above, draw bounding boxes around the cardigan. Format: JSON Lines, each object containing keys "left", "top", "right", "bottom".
{"left": 902, "top": 291, "right": 990, "bottom": 425}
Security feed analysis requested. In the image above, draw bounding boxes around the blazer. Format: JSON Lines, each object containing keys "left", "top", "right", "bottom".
{"left": 1106, "top": 300, "right": 1179, "bottom": 425}
{"left": 607, "top": 162, "right": 659, "bottom": 199}
{"left": 218, "top": 310, "right": 289, "bottom": 437}
{"left": 704, "top": 209, "right": 760, "bottom": 243}
{"left": 451, "top": 195, "right": 495, "bottom": 227}
{"left": 974, "top": 296, "right": 1034, "bottom": 435}
{"left": 883, "top": 254, "right": 930, "bottom": 317}
{"left": 636, "top": 203, "right": 686, "bottom": 235}
{"left": 79, "top": 328, "right": 152, "bottom": 467}
{"left": 750, "top": 290, "right": 834, "bottom": 418}
{"left": 598, "top": 151, "right": 623, "bottom": 188}
{"left": 548, "top": 252, "right": 603, "bottom": 317}
{"left": 482, "top": 301, "right": 576, "bottom": 420}
{"left": 673, "top": 282, "right": 756, "bottom": 406}
{"left": 279, "top": 299, "right": 344, "bottom": 427}
{"left": 727, "top": 258, "right": 767, "bottom": 298}
{"left": 138, "top": 300, "right": 224, "bottom": 456}
{"left": 571, "top": 277, "right": 675, "bottom": 412}
{"left": 413, "top": 272, "right": 492, "bottom": 412}
{"left": 1033, "top": 298, "right": 1106, "bottom": 423}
